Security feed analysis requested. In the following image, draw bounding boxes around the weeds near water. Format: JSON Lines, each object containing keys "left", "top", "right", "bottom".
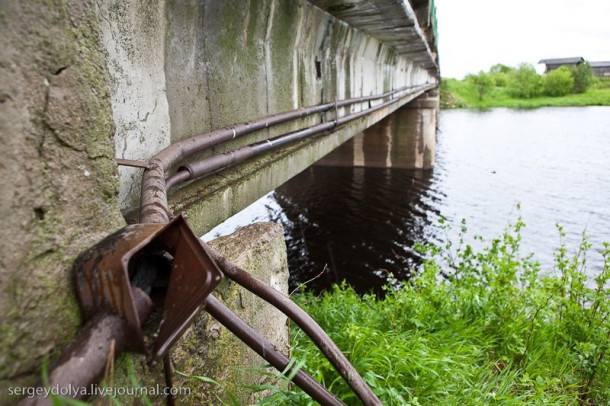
{"left": 262, "top": 217, "right": 610, "bottom": 405}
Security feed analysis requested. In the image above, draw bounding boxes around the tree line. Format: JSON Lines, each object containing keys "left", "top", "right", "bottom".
{"left": 467, "top": 62, "right": 594, "bottom": 101}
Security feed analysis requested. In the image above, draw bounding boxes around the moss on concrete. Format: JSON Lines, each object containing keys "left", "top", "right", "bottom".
{"left": 0, "top": 1, "right": 124, "bottom": 403}
{"left": 265, "top": 0, "right": 301, "bottom": 113}
{"left": 165, "top": 0, "right": 212, "bottom": 139}
{"left": 203, "top": 0, "right": 268, "bottom": 130}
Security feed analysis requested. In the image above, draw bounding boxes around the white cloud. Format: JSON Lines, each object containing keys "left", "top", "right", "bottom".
{"left": 434, "top": 0, "right": 610, "bottom": 78}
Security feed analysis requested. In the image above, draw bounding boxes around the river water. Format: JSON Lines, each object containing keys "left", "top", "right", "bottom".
{"left": 205, "top": 107, "right": 610, "bottom": 294}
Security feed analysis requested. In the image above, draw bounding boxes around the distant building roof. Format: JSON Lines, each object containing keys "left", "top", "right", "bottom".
{"left": 590, "top": 61, "right": 610, "bottom": 68}
{"left": 538, "top": 57, "right": 584, "bottom": 65}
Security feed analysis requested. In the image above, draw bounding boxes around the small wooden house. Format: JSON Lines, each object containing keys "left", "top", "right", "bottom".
{"left": 538, "top": 57, "right": 584, "bottom": 72}
{"left": 590, "top": 61, "right": 610, "bottom": 77}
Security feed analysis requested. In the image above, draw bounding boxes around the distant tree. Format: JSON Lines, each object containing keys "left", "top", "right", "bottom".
{"left": 507, "top": 63, "right": 542, "bottom": 98}
{"left": 470, "top": 71, "right": 494, "bottom": 101}
{"left": 568, "top": 62, "right": 594, "bottom": 93}
{"left": 489, "top": 63, "right": 512, "bottom": 74}
{"left": 464, "top": 73, "right": 476, "bottom": 82}
{"left": 491, "top": 71, "right": 509, "bottom": 87}
{"left": 543, "top": 66, "right": 574, "bottom": 97}
{"left": 488, "top": 64, "right": 513, "bottom": 87}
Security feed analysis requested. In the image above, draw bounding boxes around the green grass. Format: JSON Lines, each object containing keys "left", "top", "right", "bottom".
{"left": 441, "top": 77, "right": 610, "bottom": 109}
{"left": 261, "top": 218, "right": 610, "bottom": 405}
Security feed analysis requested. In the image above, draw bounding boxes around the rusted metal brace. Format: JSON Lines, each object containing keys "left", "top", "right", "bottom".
{"left": 205, "top": 296, "right": 344, "bottom": 406}
{"left": 207, "top": 247, "right": 383, "bottom": 405}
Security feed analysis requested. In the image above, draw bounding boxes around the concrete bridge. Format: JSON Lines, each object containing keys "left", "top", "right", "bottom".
{"left": 102, "top": 0, "right": 440, "bottom": 232}
{"left": 0, "top": 0, "right": 439, "bottom": 403}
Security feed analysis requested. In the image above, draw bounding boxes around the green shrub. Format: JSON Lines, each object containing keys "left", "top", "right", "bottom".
{"left": 507, "top": 63, "right": 542, "bottom": 98}
{"left": 593, "top": 77, "right": 610, "bottom": 89}
{"left": 569, "top": 62, "right": 594, "bottom": 93}
{"left": 489, "top": 63, "right": 513, "bottom": 74}
{"left": 543, "top": 66, "right": 574, "bottom": 97}
{"left": 489, "top": 64, "right": 512, "bottom": 87}
{"left": 262, "top": 218, "right": 610, "bottom": 405}
{"left": 468, "top": 71, "right": 494, "bottom": 101}
{"left": 490, "top": 71, "right": 508, "bottom": 87}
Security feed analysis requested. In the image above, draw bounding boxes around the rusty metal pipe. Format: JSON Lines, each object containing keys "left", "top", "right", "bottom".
{"left": 164, "top": 169, "right": 190, "bottom": 191}
{"left": 19, "top": 288, "right": 154, "bottom": 406}
{"left": 165, "top": 85, "right": 433, "bottom": 191}
{"left": 207, "top": 248, "right": 383, "bottom": 406}
{"left": 205, "top": 295, "right": 345, "bottom": 406}
{"left": 140, "top": 84, "right": 429, "bottom": 224}
{"left": 172, "top": 124, "right": 332, "bottom": 185}
{"left": 154, "top": 84, "right": 413, "bottom": 173}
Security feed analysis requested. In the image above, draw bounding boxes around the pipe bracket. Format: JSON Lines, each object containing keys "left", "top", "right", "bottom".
{"left": 73, "top": 213, "right": 223, "bottom": 362}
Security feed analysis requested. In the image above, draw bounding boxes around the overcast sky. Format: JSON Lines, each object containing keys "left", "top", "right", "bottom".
{"left": 434, "top": 0, "right": 610, "bottom": 79}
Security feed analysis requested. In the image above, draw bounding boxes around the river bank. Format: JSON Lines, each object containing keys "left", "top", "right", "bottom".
{"left": 441, "top": 77, "right": 610, "bottom": 109}
{"left": 261, "top": 221, "right": 610, "bottom": 405}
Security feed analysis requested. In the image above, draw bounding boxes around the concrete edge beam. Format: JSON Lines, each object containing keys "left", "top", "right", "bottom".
{"left": 168, "top": 88, "right": 432, "bottom": 236}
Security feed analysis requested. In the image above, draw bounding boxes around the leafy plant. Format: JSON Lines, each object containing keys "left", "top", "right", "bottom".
{"left": 467, "top": 71, "right": 494, "bottom": 101}
{"left": 263, "top": 218, "right": 610, "bottom": 404}
{"left": 543, "top": 66, "right": 574, "bottom": 97}
{"left": 489, "top": 63, "right": 513, "bottom": 74}
{"left": 489, "top": 63, "right": 513, "bottom": 87}
{"left": 569, "top": 62, "right": 594, "bottom": 93}
{"left": 507, "top": 63, "right": 543, "bottom": 98}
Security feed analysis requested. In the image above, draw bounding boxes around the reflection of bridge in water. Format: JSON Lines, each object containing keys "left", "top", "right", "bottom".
{"left": 274, "top": 165, "right": 437, "bottom": 294}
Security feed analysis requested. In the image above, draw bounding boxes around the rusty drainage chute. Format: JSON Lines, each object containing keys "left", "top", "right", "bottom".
{"left": 22, "top": 83, "right": 435, "bottom": 406}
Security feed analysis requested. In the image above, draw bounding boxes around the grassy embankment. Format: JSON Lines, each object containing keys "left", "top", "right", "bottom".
{"left": 441, "top": 77, "right": 610, "bottom": 109}
{"left": 261, "top": 219, "right": 610, "bottom": 405}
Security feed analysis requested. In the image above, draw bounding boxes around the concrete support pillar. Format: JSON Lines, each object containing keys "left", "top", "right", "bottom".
{"left": 316, "top": 89, "right": 439, "bottom": 169}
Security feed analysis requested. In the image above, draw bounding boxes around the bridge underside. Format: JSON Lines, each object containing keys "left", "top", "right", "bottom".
{"left": 165, "top": 88, "right": 438, "bottom": 234}
{"left": 105, "top": 0, "right": 440, "bottom": 234}
{"left": 317, "top": 89, "right": 439, "bottom": 169}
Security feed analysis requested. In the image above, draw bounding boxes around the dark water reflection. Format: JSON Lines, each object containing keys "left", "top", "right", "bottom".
{"left": 205, "top": 107, "right": 610, "bottom": 294}
{"left": 271, "top": 167, "right": 439, "bottom": 294}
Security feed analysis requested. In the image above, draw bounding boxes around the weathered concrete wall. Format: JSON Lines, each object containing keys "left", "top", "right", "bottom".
{"left": 315, "top": 89, "right": 439, "bottom": 169}
{"left": 98, "top": 1, "right": 172, "bottom": 211}
{"left": 0, "top": 1, "right": 294, "bottom": 403}
{"left": 0, "top": 0, "right": 126, "bottom": 401}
